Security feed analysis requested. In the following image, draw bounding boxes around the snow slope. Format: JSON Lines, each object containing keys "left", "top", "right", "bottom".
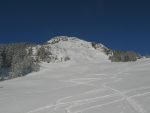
{"left": 0, "top": 37, "right": 150, "bottom": 113}
{"left": 44, "top": 36, "right": 109, "bottom": 63}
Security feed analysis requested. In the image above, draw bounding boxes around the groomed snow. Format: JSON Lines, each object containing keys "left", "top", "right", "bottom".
{"left": 0, "top": 37, "right": 149, "bottom": 113}
{"left": 0, "top": 57, "right": 150, "bottom": 113}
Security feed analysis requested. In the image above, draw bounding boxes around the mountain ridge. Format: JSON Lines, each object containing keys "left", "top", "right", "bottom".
{"left": 0, "top": 36, "right": 141, "bottom": 81}
{"left": 38, "top": 36, "right": 110, "bottom": 63}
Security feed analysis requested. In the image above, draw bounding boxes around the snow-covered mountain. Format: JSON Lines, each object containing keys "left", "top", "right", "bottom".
{"left": 33, "top": 36, "right": 111, "bottom": 63}
{"left": 0, "top": 36, "right": 139, "bottom": 81}
{"left": 32, "top": 36, "right": 140, "bottom": 64}
{"left": 1, "top": 36, "right": 149, "bottom": 113}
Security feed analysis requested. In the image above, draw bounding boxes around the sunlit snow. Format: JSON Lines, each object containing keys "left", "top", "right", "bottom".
{"left": 0, "top": 37, "right": 149, "bottom": 113}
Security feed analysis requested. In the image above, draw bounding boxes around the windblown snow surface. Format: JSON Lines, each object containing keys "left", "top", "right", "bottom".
{"left": 0, "top": 37, "right": 150, "bottom": 113}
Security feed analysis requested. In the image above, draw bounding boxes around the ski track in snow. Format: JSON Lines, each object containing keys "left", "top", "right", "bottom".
{"left": 0, "top": 41, "right": 149, "bottom": 113}
{"left": 25, "top": 71, "right": 150, "bottom": 113}
{"left": 25, "top": 86, "right": 150, "bottom": 113}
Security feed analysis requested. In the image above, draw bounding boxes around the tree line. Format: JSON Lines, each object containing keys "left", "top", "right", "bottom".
{"left": 0, "top": 41, "right": 143, "bottom": 81}
{"left": 0, "top": 43, "right": 39, "bottom": 81}
{"left": 109, "top": 50, "right": 141, "bottom": 62}
{"left": 0, "top": 43, "right": 71, "bottom": 81}
{"left": 91, "top": 42, "right": 141, "bottom": 62}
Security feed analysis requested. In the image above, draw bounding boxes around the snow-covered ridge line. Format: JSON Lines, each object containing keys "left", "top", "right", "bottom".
{"left": 47, "top": 36, "right": 80, "bottom": 44}
{"left": 0, "top": 36, "right": 141, "bottom": 81}
{"left": 35, "top": 35, "right": 141, "bottom": 63}
{"left": 0, "top": 36, "right": 110, "bottom": 81}
{"left": 33, "top": 36, "right": 110, "bottom": 63}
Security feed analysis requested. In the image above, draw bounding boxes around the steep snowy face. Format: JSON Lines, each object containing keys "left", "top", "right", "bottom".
{"left": 45, "top": 36, "right": 110, "bottom": 63}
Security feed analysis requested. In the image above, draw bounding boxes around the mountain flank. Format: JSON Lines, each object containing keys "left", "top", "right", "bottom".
{"left": 0, "top": 36, "right": 141, "bottom": 81}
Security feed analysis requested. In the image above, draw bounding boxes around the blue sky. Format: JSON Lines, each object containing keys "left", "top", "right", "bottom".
{"left": 0, "top": 0, "right": 150, "bottom": 55}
